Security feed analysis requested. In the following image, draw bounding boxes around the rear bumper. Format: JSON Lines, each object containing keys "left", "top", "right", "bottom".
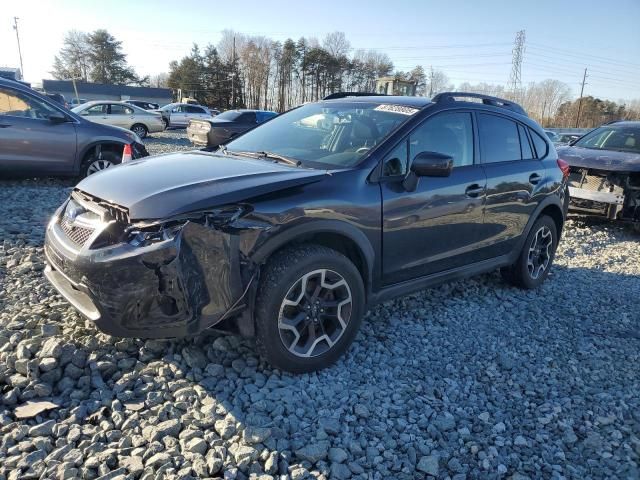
{"left": 43, "top": 212, "right": 250, "bottom": 338}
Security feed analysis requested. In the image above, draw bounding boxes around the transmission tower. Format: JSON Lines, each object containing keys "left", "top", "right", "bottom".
{"left": 507, "top": 30, "right": 525, "bottom": 101}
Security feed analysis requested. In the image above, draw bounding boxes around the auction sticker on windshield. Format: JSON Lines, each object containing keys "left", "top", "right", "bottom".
{"left": 374, "top": 104, "right": 420, "bottom": 115}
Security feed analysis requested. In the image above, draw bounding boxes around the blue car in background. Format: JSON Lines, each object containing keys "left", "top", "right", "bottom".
{"left": 187, "top": 108, "right": 278, "bottom": 149}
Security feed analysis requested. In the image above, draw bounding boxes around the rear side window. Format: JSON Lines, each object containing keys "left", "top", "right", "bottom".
{"left": 237, "top": 112, "right": 257, "bottom": 123}
{"left": 186, "top": 105, "right": 205, "bottom": 114}
{"left": 518, "top": 125, "right": 535, "bottom": 159}
{"left": 529, "top": 129, "right": 549, "bottom": 158}
{"left": 478, "top": 114, "right": 521, "bottom": 163}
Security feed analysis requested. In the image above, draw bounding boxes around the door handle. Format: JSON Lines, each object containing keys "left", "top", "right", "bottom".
{"left": 0, "top": 123, "right": 11, "bottom": 128}
{"left": 529, "top": 173, "right": 542, "bottom": 185}
{"left": 465, "top": 184, "right": 485, "bottom": 198}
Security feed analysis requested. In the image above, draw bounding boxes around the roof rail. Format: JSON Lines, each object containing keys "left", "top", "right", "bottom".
{"left": 432, "top": 92, "right": 527, "bottom": 116}
{"left": 323, "top": 92, "right": 386, "bottom": 100}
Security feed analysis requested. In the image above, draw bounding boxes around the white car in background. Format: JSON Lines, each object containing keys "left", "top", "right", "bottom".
{"left": 72, "top": 101, "right": 165, "bottom": 138}
{"left": 156, "top": 103, "right": 213, "bottom": 128}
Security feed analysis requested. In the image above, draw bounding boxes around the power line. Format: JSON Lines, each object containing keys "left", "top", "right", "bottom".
{"left": 13, "top": 17, "right": 24, "bottom": 78}
{"left": 527, "top": 42, "right": 640, "bottom": 69}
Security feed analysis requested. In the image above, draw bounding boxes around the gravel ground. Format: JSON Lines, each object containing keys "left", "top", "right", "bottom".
{"left": 1, "top": 132, "right": 639, "bottom": 480}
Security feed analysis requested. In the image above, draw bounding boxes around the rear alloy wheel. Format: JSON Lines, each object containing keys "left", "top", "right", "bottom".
{"left": 255, "top": 244, "right": 365, "bottom": 373}
{"left": 501, "top": 215, "right": 558, "bottom": 289}
{"left": 131, "top": 123, "right": 148, "bottom": 138}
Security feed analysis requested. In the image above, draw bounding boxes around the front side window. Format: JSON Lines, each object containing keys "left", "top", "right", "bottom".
{"left": 409, "top": 112, "right": 474, "bottom": 168}
{"left": 85, "top": 104, "right": 107, "bottom": 116}
{"left": 478, "top": 114, "right": 521, "bottom": 163}
{"left": 574, "top": 125, "right": 640, "bottom": 154}
{"left": 0, "top": 88, "right": 57, "bottom": 120}
{"left": 225, "top": 101, "right": 419, "bottom": 168}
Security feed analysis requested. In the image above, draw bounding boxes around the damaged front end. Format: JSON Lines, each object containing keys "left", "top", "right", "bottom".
{"left": 567, "top": 168, "right": 640, "bottom": 226}
{"left": 44, "top": 190, "right": 264, "bottom": 338}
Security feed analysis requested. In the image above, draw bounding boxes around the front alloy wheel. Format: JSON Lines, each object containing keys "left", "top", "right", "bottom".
{"left": 255, "top": 244, "right": 365, "bottom": 373}
{"left": 278, "top": 269, "right": 353, "bottom": 358}
{"left": 87, "top": 159, "right": 114, "bottom": 175}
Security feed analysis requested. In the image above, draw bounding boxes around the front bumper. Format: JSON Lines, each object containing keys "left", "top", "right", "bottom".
{"left": 568, "top": 186, "right": 624, "bottom": 205}
{"left": 44, "top": 208, "right": 249, "bottom": 338}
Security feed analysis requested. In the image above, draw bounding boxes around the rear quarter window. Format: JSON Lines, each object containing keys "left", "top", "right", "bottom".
{"left": 529, "top": 129, "right": 549, "bottom": 158}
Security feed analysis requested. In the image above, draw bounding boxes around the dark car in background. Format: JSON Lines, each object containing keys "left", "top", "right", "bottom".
{"left": 0, "top": 78, "right": 148, "bottom": 177}
{"left": 46, "top": 92, "right": 68, "bottom": 109}
{"left": 43, "top": 92, "right": 567, "bottom": 372}
{"left": 126, "top": 100, "right": 160, "bottom": 110}
{"left": 558, "top": 121, "right": 640, "bottom": 230}
{"left": 187, "top": 109, "right": 278, "bottom": 148}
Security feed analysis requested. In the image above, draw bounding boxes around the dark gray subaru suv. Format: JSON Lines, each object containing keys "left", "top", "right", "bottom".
{"left": 0, "top": 78, "right": 148, "bottom": 177}
{"left": 44, "top": 92, "right": 568, "bottom": 372}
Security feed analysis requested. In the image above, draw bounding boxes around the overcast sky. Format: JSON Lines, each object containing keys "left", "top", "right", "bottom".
{"left": 1, "top": 0, "right": 638, "bottom": 102}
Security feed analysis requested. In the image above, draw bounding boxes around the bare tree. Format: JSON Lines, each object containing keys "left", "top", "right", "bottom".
{"left": 322, "top": 32, "right": 351, "bottom": 58}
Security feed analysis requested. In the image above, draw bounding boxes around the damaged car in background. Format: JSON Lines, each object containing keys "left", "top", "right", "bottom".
{"left": 558, "top": 121, "right": 640, "bottom": 232}
{"left": 43, "top": 93, "right": 568, "bottom": 372}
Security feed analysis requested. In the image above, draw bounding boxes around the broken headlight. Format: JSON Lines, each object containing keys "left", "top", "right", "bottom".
{"left": 127, "top": 205, "right": 248, "bottom": 247}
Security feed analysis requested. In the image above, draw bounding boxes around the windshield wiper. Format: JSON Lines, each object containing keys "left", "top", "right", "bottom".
{"left": 255, "top": 151, "right": 302, "bottom": 167}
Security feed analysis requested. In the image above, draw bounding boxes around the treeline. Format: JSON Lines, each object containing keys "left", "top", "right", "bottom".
{"left": 50, "top": 29, "right": 640, "bottom": 127}
{"left": 456, "top": 81, "right": 640, "bottom": 128}
{"left": 168, "top": 30, "right": 397, "bottom": 111}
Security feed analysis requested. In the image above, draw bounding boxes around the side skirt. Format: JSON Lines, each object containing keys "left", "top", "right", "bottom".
{"left": 369, "top": 254, "right": 514, "bottom": 306}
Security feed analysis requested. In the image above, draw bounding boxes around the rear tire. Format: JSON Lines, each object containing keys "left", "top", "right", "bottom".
{"left": 255, "top": 244, "right": 365, "bottom": 373}
{"left": 81, "top": 150, "right": 120, "bottom": 178}
{"left": 501, "top": 215, "right": 558, "bottom": 289}
{"left": 131, "top": 123, "right": 148, "bottom": 138}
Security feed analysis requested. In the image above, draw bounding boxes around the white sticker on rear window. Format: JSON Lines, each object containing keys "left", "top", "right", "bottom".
{"left": 374, "top": 104, "right": 419, "bottom": 115}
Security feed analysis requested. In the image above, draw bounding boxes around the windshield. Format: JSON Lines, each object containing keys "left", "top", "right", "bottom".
{"left": 225, "top": 101, "right": 419, "bottom": 168}
{"left": 574, "top": 125, "right": 640, "bottom": 154}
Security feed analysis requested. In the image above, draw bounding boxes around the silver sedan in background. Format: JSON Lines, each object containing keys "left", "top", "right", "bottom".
{"left": 71, "top": 101, "right": 165, "bottom": 138}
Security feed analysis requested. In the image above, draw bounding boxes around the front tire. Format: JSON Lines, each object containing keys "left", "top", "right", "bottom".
{"left": 501, "top": 215, "right": 558, "bottom": 289}
{"left": 81, "top": 150, "right": 120, "bottom": 178}
{"left": 255, "top": 244, "right": 365, "bottom": 373}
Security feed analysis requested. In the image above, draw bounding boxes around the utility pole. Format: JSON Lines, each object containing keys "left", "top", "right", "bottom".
{"left": 231, "top": 35, "right": 236, "bottom": 108}
{"left": 507, "top": 30, "right": 525, "bottom": 102}
{"left": 13, "top": 17, "right": 24, "bottom": 79}
{"left": 429, "top": 66, "right": 434, "bottom": 97}
{"left": 575, "top": 68, "right": 588, "bottom": 128}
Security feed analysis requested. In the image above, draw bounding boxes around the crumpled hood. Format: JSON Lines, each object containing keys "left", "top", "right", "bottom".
{"left": 557, "top": 146, "right": 640, "bottom": 172}
{"left": 77, "top": 151, "right": 327, "bottom": 220}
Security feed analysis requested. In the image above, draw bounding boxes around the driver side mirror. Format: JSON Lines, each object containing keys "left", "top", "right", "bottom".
{"left": 411, "top": 151, "right": 453, "bottom": 177}
{"left": 48, "top": 111, "right": 69, "bottom": 123}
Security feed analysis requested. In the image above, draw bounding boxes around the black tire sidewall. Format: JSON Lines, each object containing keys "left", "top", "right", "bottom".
{"left": 255, "top": 245, "right": 365, "bottom": 373}
{"left": 81, "top": 150, "right": 121, "bottom": 178}
{"left": 516, "top": 216, "right": 558, "bottom": 289}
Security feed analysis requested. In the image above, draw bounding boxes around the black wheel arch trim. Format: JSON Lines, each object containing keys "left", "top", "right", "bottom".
{"left": 514, "top": 194, "right": 564, "bottom": 259}
{"left": 77, "top": 139, "right": 127, "bottom": 172}
{"left": 250, "top": 219, "right": 376, "bottom": 296}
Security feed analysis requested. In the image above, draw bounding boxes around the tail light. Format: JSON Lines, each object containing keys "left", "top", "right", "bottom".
{"left": 122, "top": 144, "right": 133, "bottom": 163}
{"left": 557, "top": 158, "right": 570, "bottom": 178}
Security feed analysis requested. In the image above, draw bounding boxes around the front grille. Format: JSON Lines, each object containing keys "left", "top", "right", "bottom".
{"left": 568, "top": 168, "right": 623, "bottom": 195}
{"left": 59, "top": 216, "right": 95, "bottom": 247}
